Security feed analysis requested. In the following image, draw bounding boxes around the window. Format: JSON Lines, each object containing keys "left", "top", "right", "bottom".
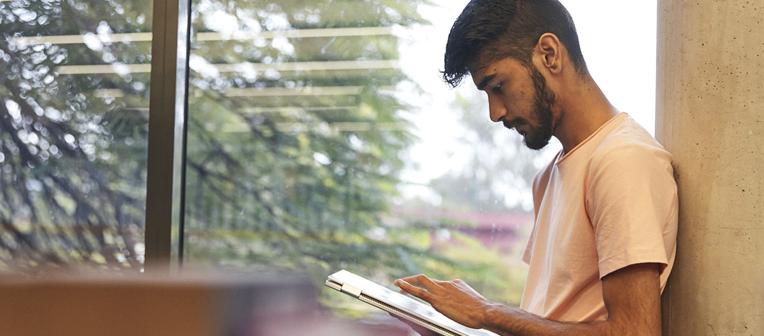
{"left": 0, "top": 0, "right": 152, "bottom": 269}
{"left": 181, "top": 0, "right": 553, "bottom": 313}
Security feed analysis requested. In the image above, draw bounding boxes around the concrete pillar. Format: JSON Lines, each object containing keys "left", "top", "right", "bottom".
{"left": 656, "top": 1, "right": 764, "bottom": 335}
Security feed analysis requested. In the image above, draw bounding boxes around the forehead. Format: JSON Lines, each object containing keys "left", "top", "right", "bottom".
{"left": 470, "top": 57, "right": 527, "bottom": 87}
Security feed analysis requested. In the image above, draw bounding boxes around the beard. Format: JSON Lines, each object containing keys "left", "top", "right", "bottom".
{"left": 520, "top": 66, "right": 555, "bottom": 150}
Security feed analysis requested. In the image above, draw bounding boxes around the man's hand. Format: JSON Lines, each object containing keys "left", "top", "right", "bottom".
{"left": 394, "top": 274, "right": 492, "bottom": 329}
{"left": 394, "top": 263, "right": 662, "bottom": 336}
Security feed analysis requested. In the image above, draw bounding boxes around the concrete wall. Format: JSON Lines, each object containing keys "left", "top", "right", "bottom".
{"left": 656, "top": 1, "right": 764, "bottom": 335}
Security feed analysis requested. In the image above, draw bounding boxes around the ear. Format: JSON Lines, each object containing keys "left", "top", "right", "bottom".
{"left": 534, "top": 33, "right": 563, "bottom": 75}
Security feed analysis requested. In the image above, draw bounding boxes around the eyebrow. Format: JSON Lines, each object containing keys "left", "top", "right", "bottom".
{"left": 477, "top": 74, "right": 496, "bottom": 91}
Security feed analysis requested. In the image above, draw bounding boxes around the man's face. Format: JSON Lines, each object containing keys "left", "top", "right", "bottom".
{"left": 471, "top": 57, "right": 555, "bottom": 150}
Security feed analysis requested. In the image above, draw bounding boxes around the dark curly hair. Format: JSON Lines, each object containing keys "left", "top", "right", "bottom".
{"left": 443, "top": 0, "right": 588, "bottom": 87}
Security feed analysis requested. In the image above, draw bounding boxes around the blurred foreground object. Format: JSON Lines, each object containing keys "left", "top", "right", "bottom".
{"left": 0, "top": 269, "right": 409, "bottom": 336}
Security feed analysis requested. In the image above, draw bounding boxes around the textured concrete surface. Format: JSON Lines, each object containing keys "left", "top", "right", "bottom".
{"left": 656, "top": 1, "right": 764, "bottom": 335}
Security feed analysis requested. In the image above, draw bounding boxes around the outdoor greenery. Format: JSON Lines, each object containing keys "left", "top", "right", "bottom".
{"left": 0, "top": 0, "right": 151, "bottom": 271}
{"left": 0, "top": 0, "right": 535, "bottom": 311}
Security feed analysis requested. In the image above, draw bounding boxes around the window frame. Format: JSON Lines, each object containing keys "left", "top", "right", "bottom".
{"left": 144, "top": 0, "right": 192, "bottom": 269}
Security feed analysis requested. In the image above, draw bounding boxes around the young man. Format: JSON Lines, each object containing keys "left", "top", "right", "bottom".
{"left": 394, "top": 1, "right": 678, "bottom": 335}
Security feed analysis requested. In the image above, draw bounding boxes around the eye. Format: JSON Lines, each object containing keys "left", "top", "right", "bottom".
{"left": 491, "top": 82, "right": 504, "bottom": 94}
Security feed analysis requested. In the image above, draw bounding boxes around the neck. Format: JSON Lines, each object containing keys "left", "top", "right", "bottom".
{"left": 552, "top": 77, "right": 618, "bottom": 154}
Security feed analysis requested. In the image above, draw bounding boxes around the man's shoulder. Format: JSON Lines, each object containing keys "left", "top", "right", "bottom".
{"left": 590, "top": 118, "right": 672, "bottom": 167}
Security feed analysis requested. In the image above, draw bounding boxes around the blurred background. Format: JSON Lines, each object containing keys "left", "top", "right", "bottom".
{"left": 0, "top": 0, "right": 656, "bottom": 327}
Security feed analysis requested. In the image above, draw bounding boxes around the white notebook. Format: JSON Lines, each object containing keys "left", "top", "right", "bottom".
{"left": 325, "top": 270, "right": 498, "bottom": 336}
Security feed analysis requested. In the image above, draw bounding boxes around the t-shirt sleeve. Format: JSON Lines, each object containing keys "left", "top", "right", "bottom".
{"left": 586, "top": 143, "right": 677, "bottom": 279}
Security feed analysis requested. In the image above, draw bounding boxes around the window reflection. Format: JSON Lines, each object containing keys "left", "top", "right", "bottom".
{"left": 0, "top": 0, "right": 151, "bottom": 270}
{"left": 183, "top": 0, "right": 547, "bottom": 318}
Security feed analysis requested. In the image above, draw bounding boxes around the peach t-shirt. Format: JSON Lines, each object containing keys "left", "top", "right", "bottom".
{"left": 519, "top": 112, "right": 678, "bottom": 322}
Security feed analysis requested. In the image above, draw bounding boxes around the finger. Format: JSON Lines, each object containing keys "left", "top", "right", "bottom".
{"left": 398, "top": 274, "right": 441, "bottom": 291}
{"left": 395, "top": 279, "right": 433, "bottom": 302}
{"left": 449, "top": 279, "right": 488, "bottom": 300}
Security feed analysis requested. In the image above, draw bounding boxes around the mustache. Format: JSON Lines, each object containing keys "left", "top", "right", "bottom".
{"left": 502, "top": 118, "right": 525, "bottom": 130}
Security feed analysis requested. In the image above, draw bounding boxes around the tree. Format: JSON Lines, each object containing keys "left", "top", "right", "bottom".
{"left": 0, "top": 0, "right": 151, "bottom": 271}
{"left": 183, "top": 0, "right": 442, "bottom": 285}
{"left": 0, "top": 0, "right": 534, "bottom": 309}
{"left": 429, "top": 91, "right": 543, "bottom": 213}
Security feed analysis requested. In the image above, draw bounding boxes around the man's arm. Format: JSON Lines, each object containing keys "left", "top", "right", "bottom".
{"left": 395, "top": 263, "right": 662, "bottom": 336}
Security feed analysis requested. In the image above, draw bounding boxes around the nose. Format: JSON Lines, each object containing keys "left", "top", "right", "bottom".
{"left": 487, "top": 94, "right": 507, "bottom": 123}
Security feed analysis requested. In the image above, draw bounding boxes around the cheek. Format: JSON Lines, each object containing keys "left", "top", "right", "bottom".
{"left": 516, "top": 83, "right": 538, "bottom": 103}
{"left": 504, "top": 87, "right": 535, "bottom": 114}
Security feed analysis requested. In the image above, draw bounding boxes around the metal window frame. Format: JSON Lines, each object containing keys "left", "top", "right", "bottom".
{"left": 145, "top": 0, "right": 192, "bottom": 270}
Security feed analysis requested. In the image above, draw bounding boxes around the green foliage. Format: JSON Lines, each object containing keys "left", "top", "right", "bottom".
{"left": 0, "top": 0, "right": 529, "bottom": 311}
{"left": 184, "top": 0, "right": 528, "bottom": 309}
{"left": 0, "top": 0, "right": 151, "bottom": 270}
{"left": 185, "top": 0, "right": 433, "bottom": 300}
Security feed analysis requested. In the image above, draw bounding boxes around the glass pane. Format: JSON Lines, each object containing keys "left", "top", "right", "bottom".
{"left": 184, "top": 0, "right": 555, "bottom": 318}
{"left": 0, "top": 0, "right": 151, "bottom": 270}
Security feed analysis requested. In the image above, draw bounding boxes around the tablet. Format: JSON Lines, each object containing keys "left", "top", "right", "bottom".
{"left": 325, "top": 270, "right": 498, "bottom": 336}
